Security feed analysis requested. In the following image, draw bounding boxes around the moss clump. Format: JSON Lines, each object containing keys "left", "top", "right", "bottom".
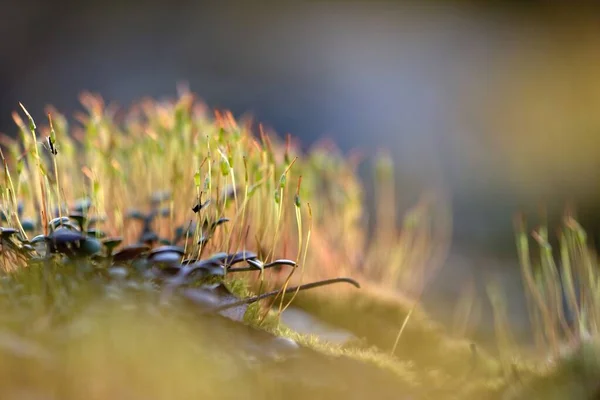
{"left": 278, "top": 281, "right": 501, "bottom": 372}
{"left": 501, "top": 336, "right": 600, "bottom": 399}
{"left": 0, "top": 90, "right": 598, "bottom": 399}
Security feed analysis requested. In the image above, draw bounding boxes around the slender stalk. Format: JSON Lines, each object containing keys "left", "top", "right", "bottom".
{"left": 277, "top": 183, "right": 311, "bottom": 316}
{"left": 391, "top": 303, "right": 416, "bottom": 356}
{"left": 0, "top": 148, "right": 27, "bottom": 239}
{"left": 48, "top": 114, "right": 62, "bottom": 222}
{"left": 19, "top": 103, "right": 49, "bottom": 236}
{"left": 205, "top": 277, "right": 360, "bottom": 314}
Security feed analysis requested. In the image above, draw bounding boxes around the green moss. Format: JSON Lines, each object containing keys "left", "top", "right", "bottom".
{"left": 225, "top": 277, "right": 517, "bottom": 399}
{"left": 279, "top": 282, "right": 502, "bottom": 377}
{"left": 503, "top": 337, "right": 600, "bottom": 399}
{"left": 1, "top": 92, "right": 599, "bottom": 399}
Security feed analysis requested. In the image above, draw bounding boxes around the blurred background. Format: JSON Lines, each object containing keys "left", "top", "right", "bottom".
{"left": 3, "top": 0, "right": 600, "bottom": 338}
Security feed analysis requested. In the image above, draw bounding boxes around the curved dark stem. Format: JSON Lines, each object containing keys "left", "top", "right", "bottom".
{"left": 205, "top": 277, "right": 360, "bottom": 314}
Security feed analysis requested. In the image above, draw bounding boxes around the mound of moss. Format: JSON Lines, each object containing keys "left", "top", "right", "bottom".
{"left": 0, "top": 91, "right": 597, "bottom": 399}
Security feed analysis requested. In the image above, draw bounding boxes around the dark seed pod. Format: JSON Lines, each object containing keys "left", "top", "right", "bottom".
{"left": 0, "top": 228, "right": 24, "bottom": 255}
{"left": 68, "top": 212, "right": 87, "bottom": 230}
{"left": 21, "top": 244, "right": 35, "bottom": 252}
{"left": 78, "top": 237, "right": 102, "bottom": 256}
{"left": 30, "top": 234, "right": 49, "bottom": 256}
{"left": 182, "top": 259, "right": 226, "bottom": 280}
{"left": 229, "top": 258, "right": 298, "bottom": 273}
{"left": 102, "top": 237, "right": 123, "bottom": 256}
{"left": 192, "top": 200, "right": 210, "bottom": 213}
{"left": 148, "top": 245, "right": 185, "bottom": 265}
{"left": 21, "top": 218, "right": 36, "bottom": 232}
{"left": 112, "top": 244, "right": 151, "bottom": 262}
{"left": 246, "top": 258, "right": 265, "bottom": 270}
{"left": 212, "top": 217, "right": 230, "bottom": 229}
{"left": 86, "top": 229, "right": 107, "bottom": 239}
{"left": 0, "top": 227, "right": 19, "bottom": 239}
{"left": 47, "top": 227, "right": 87, "bottom": 255}
{"left": 149, "top": 252, "right": 183, "bottom": 265}
{"left": 197, "top": 235, "right": 211, "bottom": 245}
{"left": 149, "top": 245, "right": 186, "bottom": 256}
{"left": 30, "top": 234, "right": 48, "bottom": 244}
{"left": 49, "top": 217, "right": 72, "bottom": 230}
{"left": 48, "top": 227, "right": 86, "bottom": 243}
{"left": 209, "top": 250, "right": 258, "bottom": 267}
{"left": 265, "top": 259, "right": 298, "bottom": 268}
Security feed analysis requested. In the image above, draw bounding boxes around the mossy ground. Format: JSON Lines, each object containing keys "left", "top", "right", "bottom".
{"left": 0, "top": 91, "right": 598, "bottom": 399}
{"left": 0, "top": 269, "right": 508, "bottom": 400}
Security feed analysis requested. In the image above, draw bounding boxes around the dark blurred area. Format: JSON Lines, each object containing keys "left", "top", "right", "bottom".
{"left": 2, "top": 0, "right": 600, "bottom": 263}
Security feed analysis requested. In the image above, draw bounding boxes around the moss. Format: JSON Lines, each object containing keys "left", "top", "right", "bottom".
{"left": 0, "top": 92, "right": 598, "bottom": 399}
{"left": 226, "top": 277, "right": 516, "bottom": 399}
{"left": 275, "top": 280, "right": 505, "bottom": 379}
{"left": 503, "top": 337, "right": 600, "bottom": 399}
